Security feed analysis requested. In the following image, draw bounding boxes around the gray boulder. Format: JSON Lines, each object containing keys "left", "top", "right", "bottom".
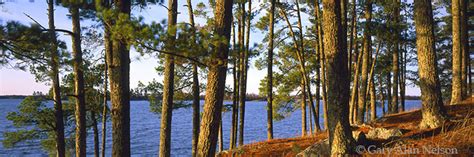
{"left": 296, "top": 139, "right": 330, "bottom": 157}
{"left": 366, "top": 127, "right": 402, "bottom": 140}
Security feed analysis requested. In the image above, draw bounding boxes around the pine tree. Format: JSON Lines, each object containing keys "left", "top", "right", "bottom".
{"left": 322, "top": 0, "right": 354, "bottom": 154}
{"left": 414, "top": 0, "right": 448, "bottom": 129}
{"left": 196, "top": 0, "right": 233, "bottom": 155}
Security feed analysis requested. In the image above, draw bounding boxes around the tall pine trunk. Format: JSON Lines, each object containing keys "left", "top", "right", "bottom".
{"left": 301, "top": 82, "right": 307, "bottom": 137}
{"left": 185, "top": 1, "right": 200, "bottom": 156}
{"left": 414, "top": 0, "right": 447, "bottom": 129}
{"left": 315, "top": 38, "right": 322, "bottom": 132}
{"left": 314, "top": 0, "right": 328, "bottom": 130}
{"left": 348, "top": 0, "right": 356, "bottom": 76}
{"left": 266, "top": 0, "right": 275, "bottom": 139}
{"left": 460, "top": 0, "right": 469, "bottom": 98}
{"left": 48, "top": 1, "right": 65, "bottom": 156}
{"left": 367, "top": 42, "right": 381, "bottom": 121}
{"left": 379, "top": 75, "right": 386, "bottom": 115}
{"left": 386, "top": 72, "right": 392, "bottom": 113}
{"left": 322, "top": 0, "right": 354, "bottom": 154}
{"left": 218, "top": 118, "right": 223, "bottom": 152}
{"left": 350, "top": 40, "right": 361, "bottom": 124}
{"left": 348, "top": 0, "right": 357, "bottom": 124}
{"left": 238, "top": 2, "right": 247, "bottom": 146}
{"left": 450, "top": 0, "right": 462, "bottom": 105}
{"left": 108, "top": 0, "right": 131, "bottom": 156}
{"left": 295, "top": 1, "right": 319, "bottom": 134}
{"left": 356, "top": 0, "right": 372, "bottom": 124}
{"left": 101, "top": 25, "right": 111, "bottom": 157}
{"left": 91, "top": 111, "right": 100, "bottom": 157}
{"left": 70, "top": 5, "right": 87, "bottom": 157}
{"left": 196, "top": 0, "right": 233, "bottom": 155}
{"left": 159, "top": 0, "right": 177, "bottom": 156}
{"left": 400, "top": 41, "right": 406, "bottom": 112}
{"left": 230, "top": 19, "right": 239, "bottom": 150}
{"left": 391, "top": 0, "right": 400, "bottom": 113}
{"left": 279, "top": 1, "right": 318, "bottom": 134}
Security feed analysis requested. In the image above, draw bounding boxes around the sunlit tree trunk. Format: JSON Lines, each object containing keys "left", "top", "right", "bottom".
{"left": 48, "top": 1, "right": 65, "bottom": 156}
{"left": 70, "top": 5, "right": 87, "bottom": 157}
{"left": 391, "top": 0, "right": 400, "bottom": 113}
{"left": 451, "top": 0, "right": 462, "bottom": 105}
{"left": 400, "top": 42, "right": 406, "bottom": 112}
{"left": 218, "top": 118, "right": 223, "bottom": 152}
{"left": 368, "top": 42, "right": 381, "bottom": 121}
{"left": 348, "top": 0, "right": 358, "bottom": 124}
{"left": 350, "top": 40, "right": 361, "bottom": 124}
{"left": 185, "top": 0, "right": 200, "bottom": 156}
{"left": 108, "top": 0, "right": 131, "bottom": 156}
{"left": 196, "top": 0, "right": 233, "bottom": 155}
{"left": 315, "top": 38, "right": 322, "bottom": 132}
{"left": 296, "top": 1, "right": 319, "bottom": 134}
{"left": 414, "top": 0, "right": 448, "bottom": 129}
{"left": 101, "top": 26, "right": 111, "bottom": 157}
{"left": 315, "top": 0, "right": 328, "bottom": 130}
{"left": 158, "top": 1, "right": 177, "bottom": 156}
{"left": 301, "top": 82, "right": 307, "bottom": 137}
{"left": 451, "top": 0, "right": 463, "bottom": 105}
{"left": 266, "top": 0, "right": 275, "bottom": 139}
{"left": 322, "top": 0, "right": 354, "bottom": 154}
{"left": 356, "top": 0, "right": 372, "bottom": 124}
{"left": 238, "top": 2, "right": 247, "bottom": 146}
{"left": 230, "top": 17, "right": 239, "bottom": 150}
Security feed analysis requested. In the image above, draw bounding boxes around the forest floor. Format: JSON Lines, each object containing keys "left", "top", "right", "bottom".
{"left": 218, "top": 97, "right": 474, "bottom": 156}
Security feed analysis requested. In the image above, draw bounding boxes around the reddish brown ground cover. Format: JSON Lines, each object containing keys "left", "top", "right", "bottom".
{"left": 218, "top": 97, "right": 474, "bottom": 156}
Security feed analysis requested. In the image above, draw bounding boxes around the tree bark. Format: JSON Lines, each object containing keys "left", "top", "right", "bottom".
{"left": 379, "top": 75, "right": 386, "bottom": 115}
{"left": 48, "top": 1, "right": 65, "bottom": 156}
{"left": 349, "top": 39, "right": 361, "bottom": 124}
{"left": 92, "top": 111, "right": 100, "bottom": 157}
{"left": 315, "top": 38, "right": 322, "bottom": 132}
{"left": 185, "top": 1, "right": 200, "bottom": 156}
{"left": 101, "top": 26, "right": 111, "bottom": 157}
{"left": 400, "top": 41, "right": 406, "bottom": 112}
{"left": 109, "top": 0, "right": 131, "bottom": 156}
{"left": 460, "top": 0, "right": 469, "bottom": 99}
{"left": 348, "top": 0, "right": 358, "bottom": 124}
{"left": 451, "top": 0, "right": 462, "bottom": 105}
{"left": 414, "top": 0, "right": 448, "bottom": 129}
{"left": 301, "top": 82, "right": 307, "bottom": 137}
{"left": 314, "top": 0, "right": 328, "bottom": 130}
{"left": 218, "top": 118, "right": 223, "bottom": 152}
{"left": 391, "top": 0, "right": 400, "bottom": 113}
{"left": 196, "top": 0, "right": 233, "bottom": 155}
{"left": 159, "top": 0, "right": 177, "bottom": 156}
{"left": 238, "top": 1, "right": 247, "bottom": 146}
{"left": 356, "top": 0, "right": 372, "bottom": 124}
{"left": 348, "top": 0, "right": 356, "bottom": 76}
{"left": 322, "top": 0, "right": 355, "bottom": 154}
{"left": 295, "top": 0, "right": 319, "bottom": 134}
{"left": 386, "top": 72, "right": 392, "bottom": 113}
{"left": 70, "top": 5, "right": 87, "bottom": 157}
{"left": 267, "top": 0, "right": 275, "bottom": 140}
{"left": 230, "top": 19, "right": 239, "bottom": 149}
{"left": 367, "top": 41, "right": 381, "bottom": 121}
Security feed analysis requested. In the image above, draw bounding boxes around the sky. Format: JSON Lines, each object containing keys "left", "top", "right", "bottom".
{"left": 0, "top": 0, "right": 421, "bottom": 96}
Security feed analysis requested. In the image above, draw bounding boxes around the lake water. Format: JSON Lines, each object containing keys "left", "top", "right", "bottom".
{"left": 0, "top": 99, "right": 421, "bottom": 156}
